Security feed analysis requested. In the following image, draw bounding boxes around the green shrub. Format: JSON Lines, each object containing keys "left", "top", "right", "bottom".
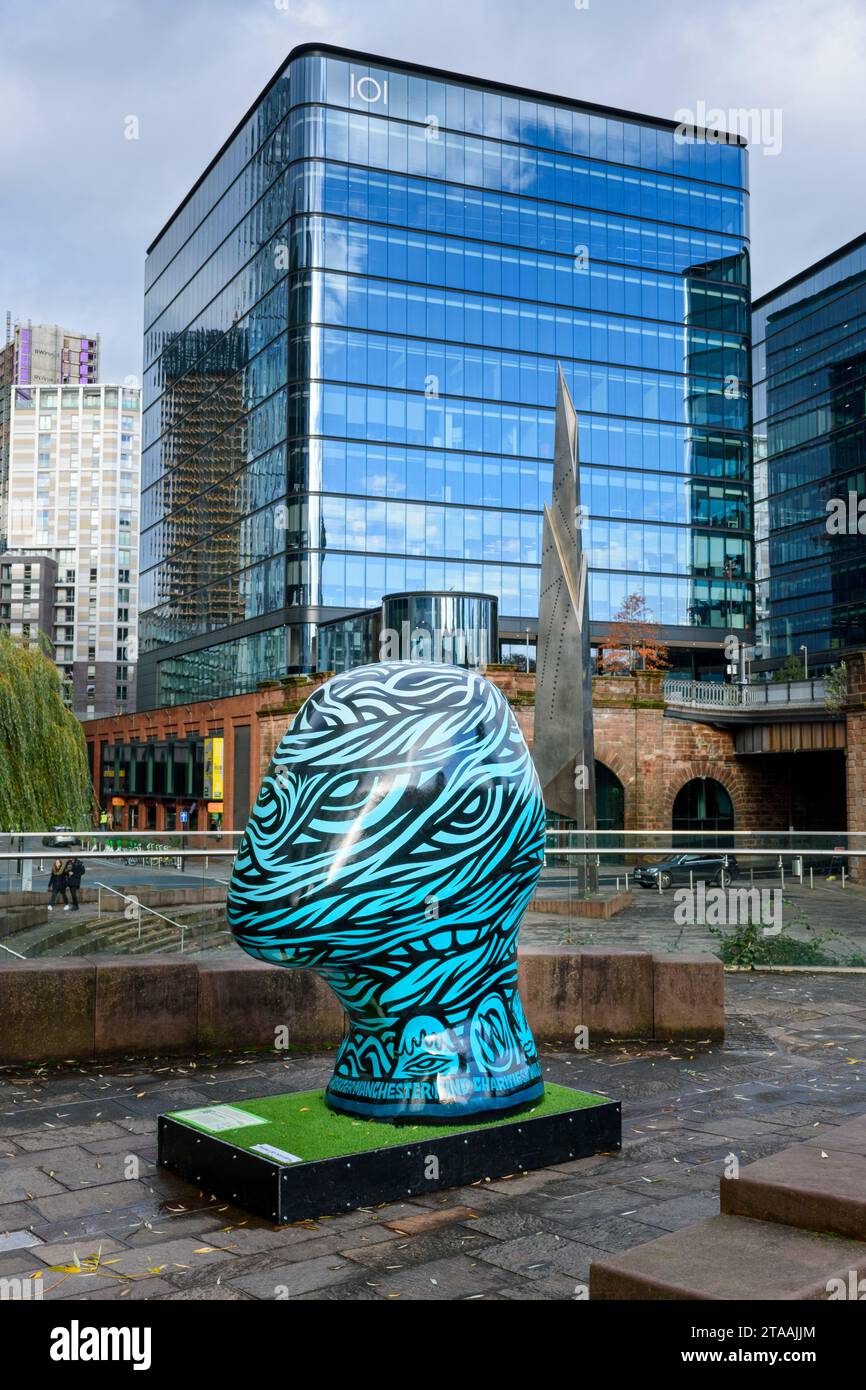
{"left": 711, "top": 902, "right": 865, "bottom": 968}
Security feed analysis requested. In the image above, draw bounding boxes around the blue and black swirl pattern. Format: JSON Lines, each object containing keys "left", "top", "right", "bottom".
{"left": 228, "top": 662, "right": 546, "bottom": 1121}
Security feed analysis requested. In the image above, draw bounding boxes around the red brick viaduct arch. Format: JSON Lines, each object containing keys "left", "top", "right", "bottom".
{"left": 593, "top": 708, "right": 781, "bottom": 833}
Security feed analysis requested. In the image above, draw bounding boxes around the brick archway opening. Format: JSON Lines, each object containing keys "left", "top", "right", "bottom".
{"left": 595, "top": 758, "right": 626, "bottom": 862}
{"left": 670, "top": 773, "right": 736, "bottom": 848}
{"left": 595, "top": 758, "right": 625, "bottom": 825}
{"left": 665, "top": 763, "right": 745, "bottom": 829}
{"left": 594, "top": 747, "right": 633, "bottom": 817}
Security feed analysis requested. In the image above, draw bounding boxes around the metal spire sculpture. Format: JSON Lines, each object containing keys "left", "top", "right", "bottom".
{"left": 534, "top": 367, "right": 597, "bottom": 887}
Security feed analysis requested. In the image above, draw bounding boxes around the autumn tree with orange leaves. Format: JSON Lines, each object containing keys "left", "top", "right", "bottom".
{"left": 599, "top": 593, "right": 670, "bottom": 674}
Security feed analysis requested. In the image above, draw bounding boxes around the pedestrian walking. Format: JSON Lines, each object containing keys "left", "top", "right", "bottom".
{"left": 65, "top": 856, "right": 85, "bottom": 912}
{"left": 48, "top": 859, "right": 68, "bottom": 911}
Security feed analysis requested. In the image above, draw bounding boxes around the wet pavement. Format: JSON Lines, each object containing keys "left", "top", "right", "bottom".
{"left": 0, "top": 971, "right": 864, "bottom": 1300}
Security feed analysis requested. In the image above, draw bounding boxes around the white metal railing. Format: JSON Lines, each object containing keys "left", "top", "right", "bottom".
{"left": 94, "top": 881, "right": 193, "bottom": 952}
{"left": 542, "top": 848, "right": 853, "bottom": 859}
{"left": 0, "top": 849, "right": 235, "bottom": 859}
{"left": 540, "top": 847, "right": 855, "bottom": 891}
{"left": 0, "top": 940, "right": 26, "bottom": 959}
{"left": 664, "top": 678, "right": 828, "bottom": 709}
{"left": 543, "top": 828, "right": 856, "bottom": 837}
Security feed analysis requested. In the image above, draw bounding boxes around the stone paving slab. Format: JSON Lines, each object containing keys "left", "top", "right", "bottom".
{"left": 0, "top": 1099, "right": 122, "bottom": 1134}
{"left": 0, "top": 971, "right": 863, "bottom": 1299}
{"left": 8, "top": 1121, "right": 130, "bottom": 1152}
{"left": 626, "top": 1191, "right": 721, "bottom": 1231}
{"left": 338, "top": 1225, "right": 482, "bottom": 1269}
{"left": 23, "top": 1143, "right": 142, "bottom": 1188}
{"left": 0, "top": 1166, "right": 66, "bottom": 1203}
{"left": 0, "top": 1252, "right": 43, "bottom": 1277}
{"left": 77, "top": 1277, "right": 176, "bottom": 1301}
{"left": 357, "top": 1252, "right": 507, "bottom": 1301}
{"left": 120, "top": 1213, "right": 230, "bottom": 1246}
{"left": 229, "top": 1253, "right": 358, "bottom": 1299}
{"left": 525, "top": 1183, "right": 661, "bottom": 1224}
{"left": 31, "top": 1235, "right": 127, "bottom": 1264}
{"left": 27, "top": 1178, "right": 155, "bottom": 1222}
{"left": 381, "top": 1206, "right": 477, "bottom": 1236}
{"left": 0, "top": 1201, "right": 40, "bottom": 1230}
{"left": 156, "top": 1284, "right": 254, "bottom": 1301}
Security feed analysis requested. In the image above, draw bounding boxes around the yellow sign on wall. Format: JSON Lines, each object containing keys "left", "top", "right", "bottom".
{"left": 204, "top": 736, "right": 224, "bottom": 801}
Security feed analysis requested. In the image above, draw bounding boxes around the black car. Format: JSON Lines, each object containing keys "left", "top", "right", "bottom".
{"left": 633, "top": 852, "right": 738, "bottom": 890}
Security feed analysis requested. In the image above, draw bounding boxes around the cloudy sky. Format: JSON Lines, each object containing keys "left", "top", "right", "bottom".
{"left": 1, "top": 0, "right": 863, "bottom": 381}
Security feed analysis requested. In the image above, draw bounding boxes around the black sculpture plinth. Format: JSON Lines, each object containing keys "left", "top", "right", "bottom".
{"left": 158, "top": 1085, "right": 621, "bottom": 1225}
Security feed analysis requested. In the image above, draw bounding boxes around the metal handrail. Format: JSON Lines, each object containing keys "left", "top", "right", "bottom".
{"left": 0, "top": 849, "right": 236, "bottom": 860}
{"left": 542, "top": 846, "right": 856, "bottom": 892}
{"left": 94, "top": 881, "right": 192, "bottom": 952}
{"left": 80, "top": 831, "right": 242, "bottom": 846}
{"left": 0, "top": 941, "right": 26, "bottom": 959}
{"left": 6, "top": 832, "right": 858, "bottom": 853}
{"left": 544, "top": 847, "right": 854, "bottom": 858}
{"left": 0, "top": 830, "right": 245, "bottom": 839}
{"left": 82, "top": 830, "right": 243, "bottom": 837}
{"left": 0, "top": 830, "right": 858, "bottom": 861}
{"left": 544, "top": 828, "right": 856, "bottom": 837}
{"left": 664, "top": 677, "right": 828, "bottom": 708}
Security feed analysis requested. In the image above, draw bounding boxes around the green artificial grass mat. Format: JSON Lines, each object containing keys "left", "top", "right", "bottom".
{"left": 168, "top": 1083, "right": 611, "bottom": 1166}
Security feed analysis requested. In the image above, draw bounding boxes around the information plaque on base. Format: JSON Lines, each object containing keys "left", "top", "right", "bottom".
{"left": 158, "top": 1084, "right": 621, "bottom": 1225}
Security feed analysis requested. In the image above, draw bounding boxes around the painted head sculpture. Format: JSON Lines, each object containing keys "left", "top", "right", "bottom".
{"left": 227, "top": 662, "right": 546, "bottom": 1122}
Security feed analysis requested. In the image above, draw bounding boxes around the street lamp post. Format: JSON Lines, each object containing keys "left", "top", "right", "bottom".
{"left": 723, "top": 556, "right": 739, "bottom": 631}
{"left": 799, "top": 644, "right": 809, "bottom": 680}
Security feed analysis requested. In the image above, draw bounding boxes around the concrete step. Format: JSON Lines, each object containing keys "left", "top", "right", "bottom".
{"left": 3, "top": 903, "right": 231, "bottom": 958}
{"left": 589, "top": 1214, "right": 866, "bottom": 1300}
{"left": 38, "top": 922, "right": 130, "bottom": 958}
{"left": 0, "top": 905, "right": 50, "bottom": 936}
{"left": 1, "top": 914, "right": 111, "bottom": 957}
{"left": 27, "top": 914, "right": 131, "bottom": 956}
{"left": 44, "top": 915, "right": 124, "bottom": 946}
{"left": 128, "top": 933, "right": 180, "bottom": 953}
{"left": 721, "top": 1117, "right": 866, "bottom": 1241}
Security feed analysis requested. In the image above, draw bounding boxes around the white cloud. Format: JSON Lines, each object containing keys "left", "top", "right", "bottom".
{"left": 0, "top": 0, "right": 863, "bottom": 376}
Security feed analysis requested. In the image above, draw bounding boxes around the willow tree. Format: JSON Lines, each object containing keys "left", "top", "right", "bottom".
{"left": 0, "top": 632, "right": 91, "bottom": 832}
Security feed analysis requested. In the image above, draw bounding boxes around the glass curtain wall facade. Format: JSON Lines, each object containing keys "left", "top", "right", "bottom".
{"left": 140, "top": 44, "right": 752, "bottom": 706}
{"left": 753, "top": 233, "right": 866, "bottom": 668}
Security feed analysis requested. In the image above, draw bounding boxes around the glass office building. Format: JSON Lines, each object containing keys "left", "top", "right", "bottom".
{"left": 139, "top": 44, "right": 753, "bottom": 706}
{"left": 753, "top": 233, "right": 866, "bottom": 669}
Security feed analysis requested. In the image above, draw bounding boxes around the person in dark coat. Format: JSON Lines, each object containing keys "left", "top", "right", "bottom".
{"left": 48, "top": 859, "right": 67, "bottom": 910}
{"left": 65, "top": 857, "right": 85, "bottom": 911}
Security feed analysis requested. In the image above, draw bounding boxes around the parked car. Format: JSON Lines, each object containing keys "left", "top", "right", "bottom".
{"left": 41, "top": 826, "right": 83, "bottom": 848}
{"left": 633, "top": 852, "right": 738, "bottom": 890}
